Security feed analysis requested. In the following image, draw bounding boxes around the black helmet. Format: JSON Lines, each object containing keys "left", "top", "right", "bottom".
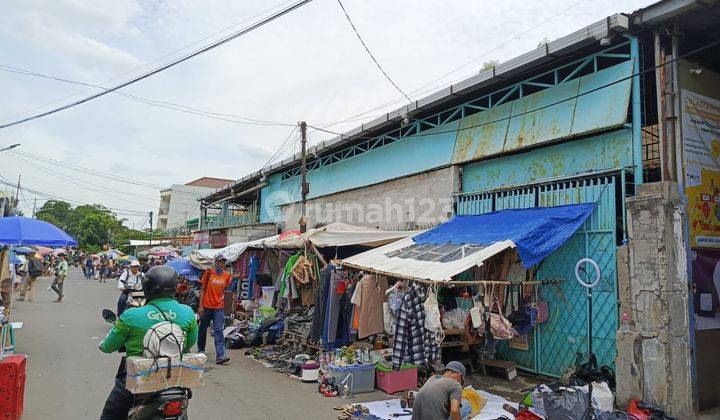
{"left": 142, "top": 266, "right": 177, "bottom": 301}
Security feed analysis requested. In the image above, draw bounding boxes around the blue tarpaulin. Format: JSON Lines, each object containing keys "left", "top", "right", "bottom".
{"left": 413, "top": 203, "right": 595, "bottom": 268}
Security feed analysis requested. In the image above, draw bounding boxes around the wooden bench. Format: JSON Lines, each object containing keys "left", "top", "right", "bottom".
{"left": 479, "top": 359, "right": 517, "bottom": 380}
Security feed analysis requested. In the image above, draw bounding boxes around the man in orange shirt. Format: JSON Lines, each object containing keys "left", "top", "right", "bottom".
{"left": 197, "top": 255, "right": 232, "bottom": 364}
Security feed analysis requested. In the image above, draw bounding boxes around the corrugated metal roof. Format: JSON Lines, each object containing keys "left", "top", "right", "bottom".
{"left": 202, "top": 0, "right": 709, "bottom": 203}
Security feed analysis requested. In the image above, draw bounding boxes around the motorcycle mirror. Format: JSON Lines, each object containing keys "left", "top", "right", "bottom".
{"left": 102, "top": 309, "right": 117, "bottom": 324}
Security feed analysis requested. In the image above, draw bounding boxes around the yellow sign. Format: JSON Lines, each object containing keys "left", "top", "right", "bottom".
{"left": 688, "top": 168, "right": 720, "bottom": 247}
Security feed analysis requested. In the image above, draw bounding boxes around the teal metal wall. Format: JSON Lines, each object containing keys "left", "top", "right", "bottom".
{"left": 460, "top": 129, "right": 632, "bottom": 193}
{"left": 457, "top": 134, "right": 626, "bottom": 377}
{"left": 452, "top": 60, "right": 633, "bottom": 164}
{"left": 259, "top": 121, "right": 459, "bottom": 222}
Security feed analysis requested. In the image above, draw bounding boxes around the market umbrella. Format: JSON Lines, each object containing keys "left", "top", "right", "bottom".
{"left": 164, "top": 257, "right": 201, "bottom": 277}
{"left": 36, "top": 246, "right": 54, "bottom": 256}
{"left": 13, "top": 246, "right": 37, "bottom": 255}
{"left": 0, "top": 216, "right": 78, "bottom": 247}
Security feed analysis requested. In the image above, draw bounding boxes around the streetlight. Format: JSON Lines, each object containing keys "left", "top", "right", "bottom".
{"left": 0, "top": 144, "right": 20, "bottom": 153}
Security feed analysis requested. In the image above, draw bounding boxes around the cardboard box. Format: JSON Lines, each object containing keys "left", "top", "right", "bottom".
{"left": 126, "top": 353, "right": 207, "bottom": 394}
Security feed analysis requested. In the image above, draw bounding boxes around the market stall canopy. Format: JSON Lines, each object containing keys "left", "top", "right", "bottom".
{"left": 342, "top": 204, "right": 595, "bottom": 282}
{"left": 128, "top": 239, "right": 173, "bottom": 246}
{"left": 252, "top": 223, "right": 418, "bottom": 249}
{"left": 0, "top": 217, "right": 78, "bottom": 247}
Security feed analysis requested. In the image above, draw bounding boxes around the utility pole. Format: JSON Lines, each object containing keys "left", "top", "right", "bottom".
{"left": 31, "top": 198, "right": 37, "bottom": 218}
{"left": 149, "top": 211, "right": 154, "bottom": 246}
{"left": 299, "top": 121, "right": 309, "bottom": 233}
{"left": 14, "top": 174, "right": 21, "bottom": 215}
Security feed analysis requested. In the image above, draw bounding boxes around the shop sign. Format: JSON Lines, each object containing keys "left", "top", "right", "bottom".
{"left": 682, "top": 90, "right": 720, "bottom": 247}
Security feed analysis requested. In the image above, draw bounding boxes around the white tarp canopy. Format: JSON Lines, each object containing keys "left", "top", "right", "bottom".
{"left": 129, "top": 239, "right": 172, "bottom": 246}
{"left": 259, "top": 223, "right": 417, "bottom": 249}
{"left": 191, "top": 223, "right": 418, "bottom": 264}
{"left": 341, "top": 237, "right": 516, "bottom": 282}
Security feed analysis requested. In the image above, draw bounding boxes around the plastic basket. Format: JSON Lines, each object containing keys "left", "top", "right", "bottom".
{"left": 375, "top": 363, "right": 417, "bottom": 394}
{"left": 328, "top": 363, "right": 376, "bottom": 394}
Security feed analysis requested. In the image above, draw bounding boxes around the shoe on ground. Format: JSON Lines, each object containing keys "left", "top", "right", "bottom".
{"left": 216, "top": 356, "right": 230, "bottom": 365}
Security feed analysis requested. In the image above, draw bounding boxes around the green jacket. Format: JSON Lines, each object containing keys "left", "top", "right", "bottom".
{"left": 100, "top": 298, "right": 198, "bottom": 357}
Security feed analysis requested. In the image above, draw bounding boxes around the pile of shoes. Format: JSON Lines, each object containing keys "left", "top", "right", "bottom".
{"left": 333, "top": 403, "right": 370, "bottom": 420}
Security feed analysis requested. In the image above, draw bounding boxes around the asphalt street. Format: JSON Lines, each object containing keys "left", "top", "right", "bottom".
{"left": 12, "top": 267, "right": 382, "bottom": 420}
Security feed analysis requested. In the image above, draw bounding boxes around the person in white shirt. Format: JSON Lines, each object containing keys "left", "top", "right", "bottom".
{"left": 116, "top": 260, "right": 144, "bottom": 316}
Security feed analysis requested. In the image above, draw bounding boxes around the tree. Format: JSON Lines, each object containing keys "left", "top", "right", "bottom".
{"left": 35, "top": 200, "right": 149, "bottom": 253}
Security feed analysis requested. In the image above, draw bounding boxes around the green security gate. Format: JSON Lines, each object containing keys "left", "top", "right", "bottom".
{"left": 455, "top": 175, "right": 619, "bottom": 377}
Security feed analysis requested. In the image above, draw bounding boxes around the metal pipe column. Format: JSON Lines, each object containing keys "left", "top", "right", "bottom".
{"left": 631, "top": 36, "right": 643, "bottom": 185}
{"left": 630, "top": 36, "right": 643, "bottom": 185}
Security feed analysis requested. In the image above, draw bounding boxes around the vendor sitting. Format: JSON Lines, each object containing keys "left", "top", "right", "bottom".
{"left": 412, "top": 361, "right": 471, "bottom": 420}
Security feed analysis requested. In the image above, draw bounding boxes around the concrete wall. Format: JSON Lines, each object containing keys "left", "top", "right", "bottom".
{"left": 227, "top": 223, "right": 277, "bottom": 243}
{"left": 277, "top": 167, "right": 458, "bottom": 231}
{"left": 160, "top": 184, "right": 218, "bottom": 231}
{"left": 618, "top": 181, "right": 694, "bottom": 418}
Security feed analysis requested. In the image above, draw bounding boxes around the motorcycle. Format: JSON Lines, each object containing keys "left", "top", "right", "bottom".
{"left": 101, "top": 310, "right": 193, "bottom": 420}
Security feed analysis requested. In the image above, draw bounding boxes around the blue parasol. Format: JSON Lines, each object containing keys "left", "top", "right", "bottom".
{"left": 0, "top": 216, "right": 78, "bottom": 247}
{"left": 164, "top": 257, "right": 201, "bottom": 277}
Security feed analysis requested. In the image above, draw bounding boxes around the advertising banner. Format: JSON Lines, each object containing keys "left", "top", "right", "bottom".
{"left": 682, "top": 90, "right": 720, "bottom": 247}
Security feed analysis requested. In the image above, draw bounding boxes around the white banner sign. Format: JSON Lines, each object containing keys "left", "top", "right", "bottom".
{"left": 682, "top": 89, "right": 720, "bottom": 187}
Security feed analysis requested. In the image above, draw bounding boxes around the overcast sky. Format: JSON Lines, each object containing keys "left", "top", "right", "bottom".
{"left": 0, "top": 0, "right": 656, "bottom": 228}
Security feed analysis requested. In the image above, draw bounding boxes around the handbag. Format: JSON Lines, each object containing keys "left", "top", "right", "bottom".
{"left": 535, "top": 286, "right": 549, "bottom": 324}
{"left": 489, "top": 297, "right": 515, "bottom": 339}
{"left": 470, "top": 297, "right": 484, "bottom": 330}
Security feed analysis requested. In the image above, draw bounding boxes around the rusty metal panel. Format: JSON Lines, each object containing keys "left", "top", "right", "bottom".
{"left": 461, "top": 129, "right": 631, "bottom": 192}
{"left": 451, "top": 102, "right": 511, "bottom": 164}
{"left": 572, "top": 59, "right": 633, "bottom": 135}
{"left": 504, "top": 79, "right": 580, "bottom": 151}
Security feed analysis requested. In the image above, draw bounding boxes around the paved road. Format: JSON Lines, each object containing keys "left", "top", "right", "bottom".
{"left": 13, "top": 267, "right": 379, "bottom": 420}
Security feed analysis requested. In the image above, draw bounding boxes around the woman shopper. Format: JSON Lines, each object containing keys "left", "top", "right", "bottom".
{"left": 51, "top": 252, "right": 69, "bottom": 302}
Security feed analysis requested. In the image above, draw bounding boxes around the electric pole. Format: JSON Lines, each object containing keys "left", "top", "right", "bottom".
{"left": 14, "top": 174, "right": 21, "bottom": 215}
{"left": 149, "top": 211, "right": 154, "bottom": 246}
{"left": 299, "top": 121, "right": 308, "bottom": 233}
{"left": 31, "top": 198, "right": 37, "bottom": 218}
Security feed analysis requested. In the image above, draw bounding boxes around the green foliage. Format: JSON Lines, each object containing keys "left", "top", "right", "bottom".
{"left": 35, "top": 200, "right": 150, "bottom": 252}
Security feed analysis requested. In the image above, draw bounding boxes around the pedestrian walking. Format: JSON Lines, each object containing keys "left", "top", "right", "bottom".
{"left": 84, "top": 257, "right": 93, "bottom": 279}
{"left": 18, "top": 253, "right": 44, "bottom": 302}
{"left": 197, "top": 256, "right": 232, "bottom": 365}
{"left": 51, "top": 252, "right": 69, "bottom": 302}
{"left": 94, "top": 258, "right": 101, "bottom": 281}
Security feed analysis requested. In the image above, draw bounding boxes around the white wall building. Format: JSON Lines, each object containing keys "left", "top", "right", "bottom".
{"left": 158, "top": 177, "right": 232, "bottom": 232}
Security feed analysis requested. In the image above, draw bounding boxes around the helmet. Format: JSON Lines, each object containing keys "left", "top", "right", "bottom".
{"left": 142, "top": 266, "right": 177, "bottom": 301}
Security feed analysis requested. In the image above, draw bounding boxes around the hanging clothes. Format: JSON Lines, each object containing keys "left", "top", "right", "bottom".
{"left": 323, "top": 267, "right": 350, "bottom": 349}
{"left": 355, "top": 274, "right": 389, "bottom": 339}
{"left": 246, "top": 253, "right": 260, "bottom": 300}
{"left": 311, "top": 265, "right": 331, "bottom": 341}
{"left": 392, "top": 282, "right": 438, "bottom": 370}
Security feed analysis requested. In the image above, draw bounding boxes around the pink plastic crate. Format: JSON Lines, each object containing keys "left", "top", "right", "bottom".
{"left": 375, "top": 365, "right": 417, "bottom": 394}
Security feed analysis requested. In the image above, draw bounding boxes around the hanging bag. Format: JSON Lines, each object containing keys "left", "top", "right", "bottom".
{"left": 424, "top": 287, "right": 442, "bottom": 333}
{"left": 489, "top": 297, "right": 515, "bottom": 340}
{"left": 469, "top": 292, "right": 485, "bottom": 330}
{"left": 536, "top": 286, "right": 549, "bottom": 324}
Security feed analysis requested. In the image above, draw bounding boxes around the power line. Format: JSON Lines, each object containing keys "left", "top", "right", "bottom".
{"left": 8, "top": 151, "right": 160, "bottom": 206}
{"left": 1, "top": 0, "right": 301, "bottom": 123}
{"left": 0, "top": 64, "right": 296, "bottom": 127}
{"left": 0, "top": 177, "right": 148, "bottom": 216}
{"left": 314, "top": 0, "right": 590, "bottom": 132}
{"left": 303, "top": 37, "right": 720, "bottom": 149}
{"left": 0, "top": 0, "right": 314, "bottom": 130}
{"left": 335, "top": 0, "right": 410, "bottom": 102}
